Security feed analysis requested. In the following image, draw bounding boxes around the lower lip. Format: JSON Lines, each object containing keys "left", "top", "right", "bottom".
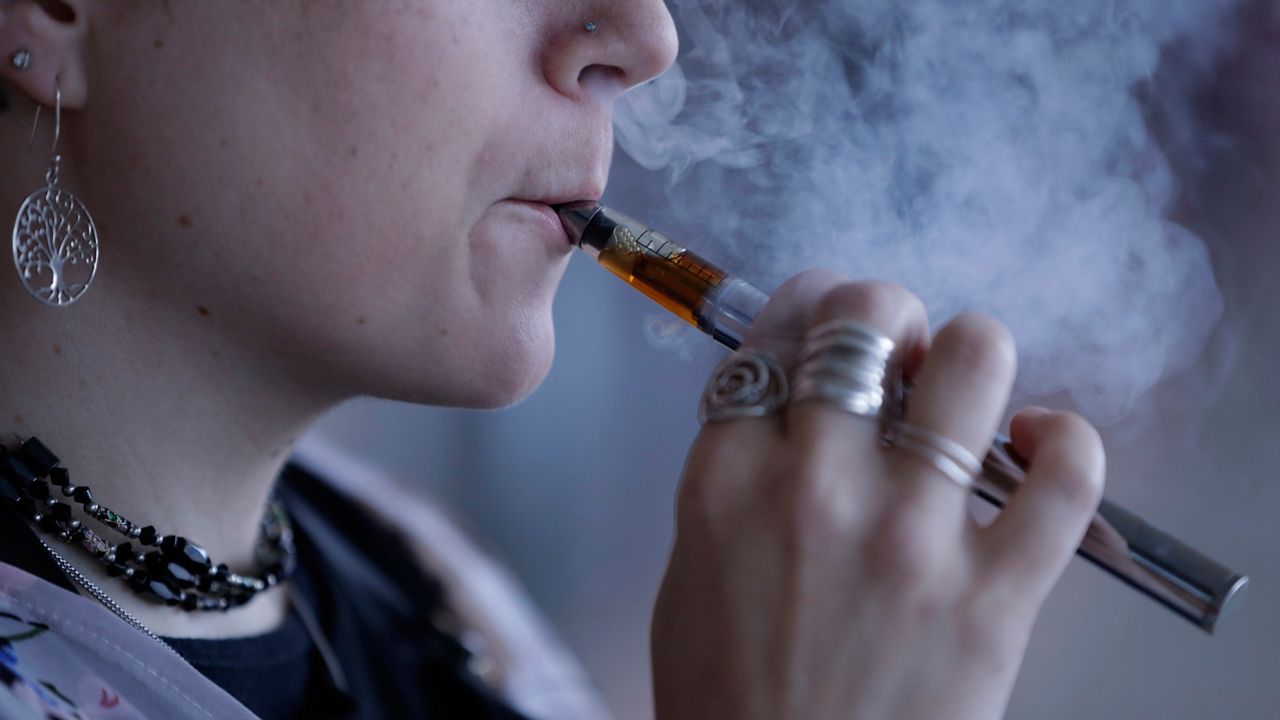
{"left": 502, "top": 200, "right": 574, "bottom": 250}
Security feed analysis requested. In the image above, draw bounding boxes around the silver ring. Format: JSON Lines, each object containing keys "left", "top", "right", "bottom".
{"left": 802, "top": 320, "right": 895, "bottom": 357}
{"left": 698, "top": 349, "right": 789, "bottom": 424}
{"left": 886, "top": 420, "right": 983, "bottom": 489}
{"left": 791, "top": 320, "right": 898, "bottom": 422}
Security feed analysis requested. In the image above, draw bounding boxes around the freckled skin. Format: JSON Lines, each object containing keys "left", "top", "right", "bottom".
{"left": 3, "top": 0, "right": 680, "bottom": 410}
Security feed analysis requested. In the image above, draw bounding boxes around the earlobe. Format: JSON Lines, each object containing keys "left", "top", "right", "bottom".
{"left": 0, "top": 0, "right": 90, "bottom": 109}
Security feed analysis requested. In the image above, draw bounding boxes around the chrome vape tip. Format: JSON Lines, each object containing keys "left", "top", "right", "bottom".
{"left": 554, "top": 202, "right": 603, "bottom": 246}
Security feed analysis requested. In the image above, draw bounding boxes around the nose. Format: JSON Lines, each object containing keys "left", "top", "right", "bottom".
{"left": 542, "top": 0, "right": 679, "bottom": 104}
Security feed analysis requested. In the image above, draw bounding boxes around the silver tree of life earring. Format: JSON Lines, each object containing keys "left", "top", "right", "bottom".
{"left": 11, "top": 81, "right": 100, "bottom": 307}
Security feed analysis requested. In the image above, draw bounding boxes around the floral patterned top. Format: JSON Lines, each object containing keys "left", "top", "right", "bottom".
{"left": 0, "top": 560, "right": 259, "bottom": 719}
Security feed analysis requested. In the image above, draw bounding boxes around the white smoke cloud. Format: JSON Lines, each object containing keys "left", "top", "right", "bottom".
{"left": 614, "top": 0, "right": 1241, "bottom": 423}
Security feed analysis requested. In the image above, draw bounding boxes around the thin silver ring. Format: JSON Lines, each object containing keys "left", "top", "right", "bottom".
{"left": 886, "top": 420, "right": 983, "bottom": 489}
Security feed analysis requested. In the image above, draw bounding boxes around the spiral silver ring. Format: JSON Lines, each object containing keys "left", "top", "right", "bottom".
{"left": 885, "top": 420, "right": 983, "bottom": 489}
{"left": 698, "top": 349, "right": 789, "bottom": 424}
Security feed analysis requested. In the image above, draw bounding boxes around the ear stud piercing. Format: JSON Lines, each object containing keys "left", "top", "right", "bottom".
{"left": 584, "top": 20, "right": 599, "bottom": 33}
{"left": 10, "top": 50, "right": 32, "bottom": 71}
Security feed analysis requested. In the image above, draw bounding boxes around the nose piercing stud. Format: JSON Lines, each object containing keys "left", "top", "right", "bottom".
{"left": 584, "top": 20, "right": 599, "bottom": 33}
{"left": 10, "top": 50, "right": 32, "bottom": 71}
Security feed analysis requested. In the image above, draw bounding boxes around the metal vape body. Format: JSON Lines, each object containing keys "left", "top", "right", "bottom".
{"left": 558, "top": 202, "right": 1248, "bottom": 634}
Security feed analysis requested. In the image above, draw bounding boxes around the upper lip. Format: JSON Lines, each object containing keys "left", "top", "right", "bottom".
{"left": 517, "top": 184, "right": 606, "bottom": 208}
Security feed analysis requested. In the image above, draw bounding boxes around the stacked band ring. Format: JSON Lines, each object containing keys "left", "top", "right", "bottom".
{"left": 791, "top": 320, "right": 898, "bottom": 421}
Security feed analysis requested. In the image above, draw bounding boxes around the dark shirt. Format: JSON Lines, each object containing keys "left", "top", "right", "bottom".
{"left": 0, "top": 462, "right": 532, "bottom": 720}
{"left": 163, "top": 596, "right": 318, "bottom": 719}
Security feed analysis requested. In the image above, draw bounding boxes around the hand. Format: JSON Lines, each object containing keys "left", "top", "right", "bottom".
{"left": 651, "top": 270, "right": 1106, "bottom": 720}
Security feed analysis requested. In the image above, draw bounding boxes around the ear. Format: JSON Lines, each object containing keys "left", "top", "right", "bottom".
{"left": 0, "top": 0, "right": 90, "bottom": 109}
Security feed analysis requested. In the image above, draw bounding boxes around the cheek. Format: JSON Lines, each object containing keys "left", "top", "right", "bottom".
{"left": 359, "top": 263, "right": 569, "bottom": 410}
{"left": 88, "top": 1, "right": 568, "bottom": 407}
{"left": 299, "top": 212, "right": 571, "bottom": 409}
{"left": 440, "top": 213, "right": 573, "bottom": 407}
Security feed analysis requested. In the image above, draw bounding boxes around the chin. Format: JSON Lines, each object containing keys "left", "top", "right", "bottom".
{"left": 447, "top": 314, "right": 558, "bottom": 410}
{"left": 471, "top": 349, "right": 555, "bottom": 409}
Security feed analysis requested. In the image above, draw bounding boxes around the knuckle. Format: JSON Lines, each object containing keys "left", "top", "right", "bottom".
{"left": 935, "top": 312, "right": 1017, "bottom": 381}
{"left": 760, "top": 452, "right": 861, "bottom": 554}
{"left": 761, "top": 465, "right": 805, "bottom": 519}
{"left": 775, "top": 268, "right": 851, "bottom": 300}
{"left": 674, "top": 444, "right": 741, "bottom": 529}
{"left": 814, "top": 280, "right": 923, "bottom": 329}
{"left": 673, "top": 470, "right": 719, "bottom": 528}
{"left": 861, "top": 512, "right": 943, "bottom": 588}
{"left": 796, "top": 482, "right": 857, "bottom": 544}
{"left": 773, "top": 455, "right": 833, "bottom": 522}
{"left": 747, "top": 269, "right": 850, "bottom": 347}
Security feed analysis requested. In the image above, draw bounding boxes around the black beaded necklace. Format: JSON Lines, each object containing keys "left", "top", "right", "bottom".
{"left": 0, "top": 437, "right": 296, "bottom": 612}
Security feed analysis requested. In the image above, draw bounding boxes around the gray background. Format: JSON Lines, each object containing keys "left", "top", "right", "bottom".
{"left": 299, "top": 17, "right": 1280, "bottom": 720}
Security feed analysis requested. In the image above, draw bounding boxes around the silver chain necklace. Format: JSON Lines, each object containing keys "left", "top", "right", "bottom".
{"left": 36, "top": 536, "right": 182, "bottom": 656}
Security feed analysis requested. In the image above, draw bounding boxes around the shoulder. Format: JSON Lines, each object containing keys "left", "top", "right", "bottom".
{"left": 286, "top": 442, "right": 613, "bottom": 720}
{"left": 0, "top": 562, "right": 258, "bottom": 720}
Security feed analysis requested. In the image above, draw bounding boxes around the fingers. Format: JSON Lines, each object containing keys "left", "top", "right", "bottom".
{"left": 688, "top": 270, "right": 851, "bottom": 483}
{"left": 979, "top": 408, "right": 1106, "bottom": 600}
{"left": 739, "top": 268, "right": 852, "bottom": 368}
{"left": 786, "top": 280, "right": 931, "bottom": 457}
{"left": 691, "top": 274, "right": 930, "bottom": 509}
{"left": 698, "top": 269, "right": 849, "bottom": 437}
{"left": 886, "top": 313, "right": 1017, "bottom": 524}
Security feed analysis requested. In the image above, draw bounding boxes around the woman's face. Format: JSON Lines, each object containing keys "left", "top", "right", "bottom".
{"left": 1, "top": 0, "right": 677, "bottom": 408}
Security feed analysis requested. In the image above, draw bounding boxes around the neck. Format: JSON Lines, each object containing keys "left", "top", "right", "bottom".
{"left": 0, "top": 279, "right": 336, "bottom": 637}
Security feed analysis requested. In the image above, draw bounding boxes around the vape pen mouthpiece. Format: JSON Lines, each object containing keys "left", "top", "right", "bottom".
{"left": 555, "top": 203, "right": 603, "bottom": 246}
